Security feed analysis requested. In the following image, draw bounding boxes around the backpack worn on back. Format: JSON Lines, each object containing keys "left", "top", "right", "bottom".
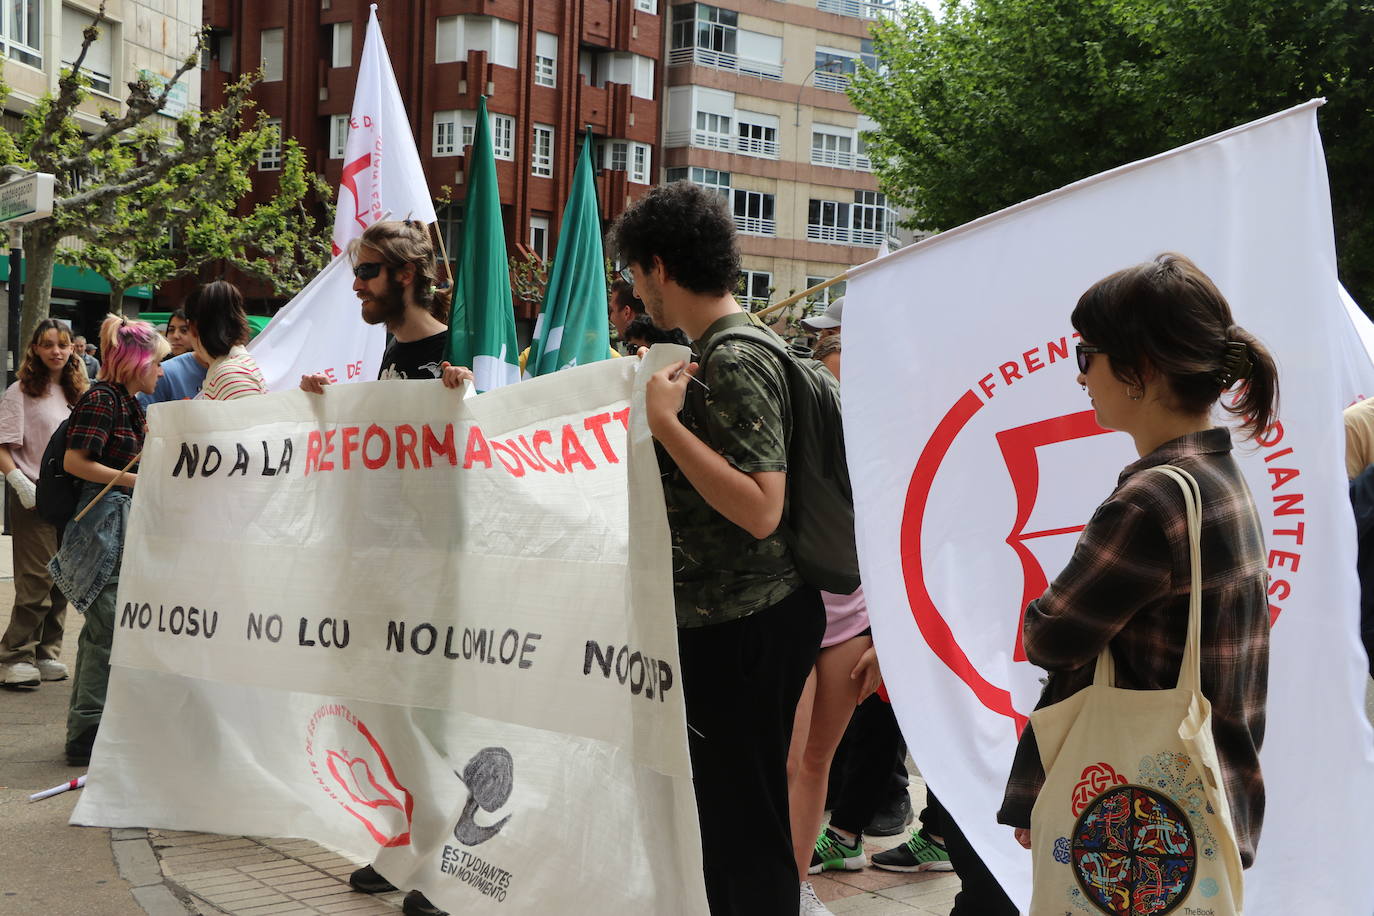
{"left": 694, "top": 314, "right": 860, "bottom": 594}
{"left": 36, "top": 416, "right": 80, "bottom": 530}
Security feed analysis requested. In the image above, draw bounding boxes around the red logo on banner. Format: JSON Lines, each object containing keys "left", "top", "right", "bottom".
{"left": 306, "top": 704, "right": 414, "bottom": 847}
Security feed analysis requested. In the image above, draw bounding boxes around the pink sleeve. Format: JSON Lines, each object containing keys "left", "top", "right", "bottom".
{"left": 0, "top": 383, "right": 26, "bottom": 448}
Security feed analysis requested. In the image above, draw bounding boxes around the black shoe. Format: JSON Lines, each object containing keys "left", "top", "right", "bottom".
{"left": 865, "top": 793, "right": 914, "bottom": 837}
{"left": 348, "top": 864, "right": 397, "bottom": 894}
{"left": 402, "top": 889, "right": 448, "bottom": 916}
{"left": 65, "top": 727, "right": 97, "bottom": 767}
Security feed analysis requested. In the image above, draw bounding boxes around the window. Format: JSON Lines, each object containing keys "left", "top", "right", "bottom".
{"left": 860, "top": 38, "right": 878, "bottom": 73}
{"left": 807, "top": 191, "right": 888, "bottom": 246}
{"left": 735, "top": 112, "right": 778, "bottom": 158}
{"left": 738, "top": 270, "right": 772, "bottom": 309}
{"left": 671, "top": 4, "right": 736, "bottom": 55}
{"left": 668, "top": 166, "right": 730, "bottom": 199}
{"left": 434, "top": 110, "right": 459, "bottom": 156}
{"left": 605, "top": 141, "right": 628, "bottom": 172}
{"left": 1, "top": 0, "right": 41, "bottom": 68}
{"left": 811, "top": 126, "right": 854, "bottom": 168}
{"left": 630, "top": 144, "right": 648, "bottom": 184}
{"left": 259, "top": 119, "right": 283, "bottom": 170}
{"left": 813, "top": 48, "right": 857, "bottom": 91}
{"left": 732, "top": 189, "right": 775, "bottom": 236}
{"left": 60, "top": 6, "right": 112, "bottom": 93}
{"left": 329, "top": 114, "right": 349, "bottom": 159}
{"left": 216, "top": 31, "right": 234, "bottom": 73}
{"left": 635, "top": 0, "right": 658, "bottom": 12}
{"left": 435, "top": 15, "right": 518, "bottom": 68}
{"left": 805, "top": 276, "right": 846, "bottom": 306}
{"left": 694, "top": 110, "right": 731, "bottom": 150}
{"left": 534, "top": 31, "right": 557, "bottom": 87}
{"left": 435, "top": 203, "right": 463, "bottom": 263}
{"left": 491, "top": 113, "right": 515, "bottom": 160}
{"left": 531, "top": 124, "right": 553, "bottom": 177}
{"left": 260, "top": 28, "right": 283, "bottom": 82}
{"left": 591, "top": 52, "right": 656, "bottom": 100}
{"left": 529, "top": 216, "right": 550, "bottom": 260}
{"left": 330, "top": 22, "right": 352, "bottom": 68}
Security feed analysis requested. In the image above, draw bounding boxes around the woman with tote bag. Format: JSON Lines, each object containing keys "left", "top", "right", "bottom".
{"left": 997, "top": 253, "right": 1278, "bottom": 915}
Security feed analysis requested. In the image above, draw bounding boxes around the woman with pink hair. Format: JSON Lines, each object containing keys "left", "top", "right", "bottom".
{"left": 49, "top": 314, "right": 167, "bottom": 765}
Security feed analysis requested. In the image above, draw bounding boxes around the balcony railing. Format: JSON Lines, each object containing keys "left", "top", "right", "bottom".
{"left": 736, "top": 135, "right": 779, "bottom": 158}
{"left": 735, "top": 216, "right": 777, "bottom": 236}
{"left": 669, "top": 46, "right": 783, "bottom": 81}
{"left": 807, "top": 224, "right": 884, "bottom": 246}
{"left": 813, "top": 70, "right": 851, "bottom": 92}
{"left": 817, "top": 0, "right": 896, "bottom": 19}
{"left": 810, "top": 147, "right": 872, "bottom": 171}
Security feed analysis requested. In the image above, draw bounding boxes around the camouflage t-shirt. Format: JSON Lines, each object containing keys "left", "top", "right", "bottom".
{"left": 658, "top": 312, "right": 802, "bottom": 628}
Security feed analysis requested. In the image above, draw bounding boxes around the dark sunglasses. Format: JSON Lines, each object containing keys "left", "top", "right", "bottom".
{"left": 1075, "top": 343, "right": 1106, "bottom": 374}
{"left": 353, "top": 261, "right": 386, "bottom": 280}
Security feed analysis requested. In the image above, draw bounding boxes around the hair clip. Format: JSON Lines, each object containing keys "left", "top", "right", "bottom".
{"left": 1215, "top": 340, "right": 1252, "bottom": 388}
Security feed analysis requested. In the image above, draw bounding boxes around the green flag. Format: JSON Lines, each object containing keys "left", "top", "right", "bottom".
{"left": 526, "top": 130, "right": 610, "bottom": 377}
{"left": 446, "top": 96, "right": 519, "bottom": 391}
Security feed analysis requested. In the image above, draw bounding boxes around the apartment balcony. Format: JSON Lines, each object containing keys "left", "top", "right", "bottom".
{"left": 668, "top": 47, "right": 782, "bottom": 81}
{"left": 736, "top": 135, "right": 779, "bottom": 158}
{"left": 736, "top": 216, "right": 777, "bottom": 237}
{"left": 813, "top": 71, "right": 850, "bottom": 92}
{"left": 810, "top": 148, "right": 871, "bottom": 171}
{"left": 817, "top": 0, "right": 897, "bottom": 20}
{"left": 807, "top": 224, "right": 884, "bottom": 246}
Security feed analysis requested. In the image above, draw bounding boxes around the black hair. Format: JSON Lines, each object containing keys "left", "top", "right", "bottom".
{"left": 1072, "top": 252, "right": 1279, "bottom": 439}
{"left": 610, "top": 279, "right": 643, "bottom": 315}
{"left": 623, "top": 315, "right": 689, "bottom": 348}
{"left": 607, "top": 182, "right": 740, "bottom": 296}
{"left": 184, "top": 280, "right": 250, "bottom": 359}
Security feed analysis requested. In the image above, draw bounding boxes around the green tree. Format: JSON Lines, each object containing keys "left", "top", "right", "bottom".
{"left": 850, "top": 0, "right": 1374, "bottom": 305}
{"left": 0, "top": 12, "right": 330, "bottom": 336}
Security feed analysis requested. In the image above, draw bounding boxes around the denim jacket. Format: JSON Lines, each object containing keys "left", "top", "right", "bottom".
{"left": 49, "top": 480, "right": 129, "bottom": 613}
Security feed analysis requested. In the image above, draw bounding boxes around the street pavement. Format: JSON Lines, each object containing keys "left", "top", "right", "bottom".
{"left": 4, "top": 528, "right": 1371, "bottom": 916}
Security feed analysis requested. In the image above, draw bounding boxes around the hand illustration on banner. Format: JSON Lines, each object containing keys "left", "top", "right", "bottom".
{"left": 306, "top": 703, "right": 414, "bottom": 848}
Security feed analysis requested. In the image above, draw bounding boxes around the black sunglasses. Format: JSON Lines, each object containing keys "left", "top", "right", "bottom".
{"left": 353, "top": 261, "right": 386, "bottom": 280}
{"left": 1075, "top": 343, "right": 1106, "bottom": 374}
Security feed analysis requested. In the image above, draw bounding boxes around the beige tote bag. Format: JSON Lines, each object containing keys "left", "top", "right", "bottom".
{"left": 1028, "top": 466, "right": 1245, "bottom": 916}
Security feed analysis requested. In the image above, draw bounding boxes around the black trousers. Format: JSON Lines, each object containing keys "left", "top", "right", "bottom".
{"left": 829, "top": 692, "right": 908, "bottom": 834}
{"left": 923, "top": 791, "right": 1017, "bottom": 916}
{"left": 678, "top": 588, "right": 826, "bottom": 916}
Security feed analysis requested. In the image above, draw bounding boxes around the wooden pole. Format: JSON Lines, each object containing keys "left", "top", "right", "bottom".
{"left": 753, "top": 270, "right": 851, "bottom": 319}
{"left": 69, "top": 450, "right": 141, "bottom": 525}
{"left": 432, "top": 220, "right": 453, "bottom": 285}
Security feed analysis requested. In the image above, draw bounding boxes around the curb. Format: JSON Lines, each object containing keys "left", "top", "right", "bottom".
{"left": 112, "top": 829, "right": 200, "bottom": 916}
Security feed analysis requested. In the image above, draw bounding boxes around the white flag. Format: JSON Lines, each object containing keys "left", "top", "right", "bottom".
{"left": 250, "top": 4, "right": 437, "bottom": 391}
{"left": 843, "top": 100, "right": 1374, "bottom": 913}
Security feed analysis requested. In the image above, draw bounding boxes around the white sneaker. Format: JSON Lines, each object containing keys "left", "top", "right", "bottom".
{"left": 35, "top": 659, "right": 68, "bottom": 681}
{"left": 0, "top": 661, "right": 41, "bottom": 687}
{"left": 799, "top": 882, "right": 834, "bottom": 916}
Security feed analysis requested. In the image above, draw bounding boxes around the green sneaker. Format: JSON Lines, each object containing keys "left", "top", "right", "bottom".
{"left": 871, "top": 829, "right": 953, "bottom": 872}
{"left": 809, "top": 826, "right": 867, "bottom": 874}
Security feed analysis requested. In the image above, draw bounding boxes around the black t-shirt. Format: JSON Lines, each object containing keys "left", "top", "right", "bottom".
{"left": 378, "top": 331, "right": 446, "bottom": 380}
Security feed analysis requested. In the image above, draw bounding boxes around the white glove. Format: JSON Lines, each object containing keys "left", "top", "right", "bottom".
{"left": 6, "top": 468, "right": 36, "bottom": 510}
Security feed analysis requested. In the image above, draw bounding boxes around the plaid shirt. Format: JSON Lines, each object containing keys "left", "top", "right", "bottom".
{"left": 998, "top": 428, "right": 1269, "bottom": 867}
{"left": 67, "top": 381, "right": 146, "bottom": 473}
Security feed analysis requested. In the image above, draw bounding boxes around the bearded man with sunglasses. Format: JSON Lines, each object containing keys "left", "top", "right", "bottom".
{"left": 300, "top": 220, "right": 472, "bottom": 393}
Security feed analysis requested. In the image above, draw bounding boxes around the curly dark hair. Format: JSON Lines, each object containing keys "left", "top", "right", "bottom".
{"left": 623, "top": 315, "right": 689, "bottom": 348}
{"left": 607, "top": 182, "right": 740, "bottom": 296}
{"left": 184, "top": 280, "right": 250, "bottom": 360}
{"left": 18, "top": 318, "right": 88, "bottom": 403}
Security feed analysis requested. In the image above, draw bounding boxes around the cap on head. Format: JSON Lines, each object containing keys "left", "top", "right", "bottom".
{"left": 801, "top": 296, "right": 844, "bottom": 331}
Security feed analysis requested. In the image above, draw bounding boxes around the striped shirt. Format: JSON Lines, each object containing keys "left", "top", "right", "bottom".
{"left": 199, "top": 347, "right": 267, "bottom": 401}
{"left": 998, "top": 428, "right": 1269, "bottom": 868}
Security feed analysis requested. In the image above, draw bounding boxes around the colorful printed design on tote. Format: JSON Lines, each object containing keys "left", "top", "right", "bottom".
{"left": 1070, "top": 785, "right": 1196, "bottom": 915}
{"left": 1071, "top": 761, "right": 1128, "bottom": 817}
{"left": 1138, "top": 752, "right": 1219, "bottom": 860}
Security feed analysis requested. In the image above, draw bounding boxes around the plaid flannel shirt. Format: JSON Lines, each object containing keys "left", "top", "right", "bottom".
{"left": 67, "top": 381, "right": 145, "bottom": 474}
{"left": 998, "top": 428, "right": 1269, "bottom": 868}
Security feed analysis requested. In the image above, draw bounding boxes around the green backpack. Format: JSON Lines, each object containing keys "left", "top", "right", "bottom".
{"left": 694, "top": 314, "right": 861, "bottom": 595}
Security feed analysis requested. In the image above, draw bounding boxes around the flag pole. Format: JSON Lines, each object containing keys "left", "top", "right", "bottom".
{"left": 753, "top": 270, "right": 851, "bottom": 319}
{"left": 432, "top": 220, "right": 453, "bottom": 285}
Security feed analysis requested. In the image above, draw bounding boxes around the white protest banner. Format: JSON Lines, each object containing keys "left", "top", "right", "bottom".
{"left": 71, "top": 349, "right": 709, "bottom": 914}
{"left": 250, "top": 4, "right": 437, "bottom": 391}
{"left": 843, "top": 100, "right": 1374, "bottom": 913}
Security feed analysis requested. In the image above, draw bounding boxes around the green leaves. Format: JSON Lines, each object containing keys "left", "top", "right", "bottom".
{"left": 851, "top": 0, "right": 1374, "bottom": 305}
